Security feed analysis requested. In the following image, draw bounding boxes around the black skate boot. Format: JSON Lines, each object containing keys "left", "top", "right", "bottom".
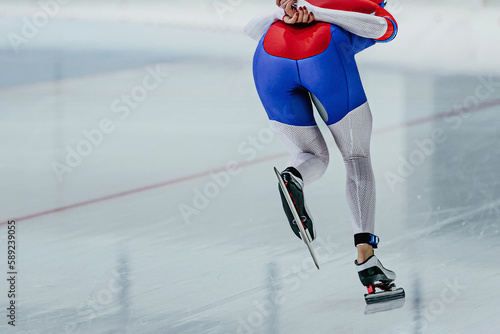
{"left": 354, "top": 234, "right": 405, "bottom": 306}
{"left": 278, "top": 167, "right": 315, "bottom": 241}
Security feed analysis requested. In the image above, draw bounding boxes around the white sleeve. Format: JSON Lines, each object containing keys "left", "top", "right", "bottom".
{"left": 298, "top": 0, "right": 388, "bottom": 39}
{"left": 244, "top": 1, "right": 389, "bottom": 41}
{"left": 244, "top": 9, "right": 285, "bottom": 41}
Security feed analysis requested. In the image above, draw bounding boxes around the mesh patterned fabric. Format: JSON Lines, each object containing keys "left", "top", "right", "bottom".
{"left": 270, "top": 121, "right": 329, "bottom": 185}
{"left": 328, "top": 103, "right": 375, "bottom": 234}
{"left": 271, "top": 103, "right": 375, "bottom": 234}
{"left": 309, "top": 3, "right": 388, "bottom": 40}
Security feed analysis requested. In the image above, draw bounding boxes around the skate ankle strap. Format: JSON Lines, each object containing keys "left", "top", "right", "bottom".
{"left": 354, "top": 233, "right": 379, "bottom": 249}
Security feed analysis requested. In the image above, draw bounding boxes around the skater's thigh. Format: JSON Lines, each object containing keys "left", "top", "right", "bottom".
{"left": 271, "top": 121, "right": 328, "bottom": 156}
{"left": 328, "top": 102, "right": 373, "bottom": 159}
{"left": 253, "top": 40, "right": 316, "bottom": 127}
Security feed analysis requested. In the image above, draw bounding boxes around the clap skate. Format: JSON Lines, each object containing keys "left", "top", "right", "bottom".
{"left": 274, "top": 167, "right": 319, "bottom": 269}
{"left": 353, "top": 233, "right": 405, "bottom": 310}
{"left": 277, "top": 167, "right": 315, "bottom": 241}
{"left": 356, "top": 254, "right": 405, "bottom": 306}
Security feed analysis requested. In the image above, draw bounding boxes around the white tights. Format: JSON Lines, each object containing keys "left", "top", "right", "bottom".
{"left": 271, "top": 102, "right": 375, "bottom": 234}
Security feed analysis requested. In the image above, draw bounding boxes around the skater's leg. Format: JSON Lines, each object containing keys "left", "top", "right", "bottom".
{"left": 271, "top": 121, "right": 329, "bottom": 185}
{"left": 327, "top": 102, "right": 377, "bottom": 261}
{"left": 357, "top": 244, "right": 374, "bottom": 263}
{"left": 253, "top": 36, "right": 329, "bottom": 185}
{"left": 253, "top": 36, "right": 327, "bottom": 240}
{"left": 268, "top": 113, "right": 329, "bottom": 240}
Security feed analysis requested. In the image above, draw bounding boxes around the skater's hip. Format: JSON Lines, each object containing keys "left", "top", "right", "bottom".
{"left": 252, "top": 24, "right": 367, "bottom": 127}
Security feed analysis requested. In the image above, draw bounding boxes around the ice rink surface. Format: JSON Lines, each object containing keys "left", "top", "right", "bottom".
{"left": 0, "top": 0, "right": 500, "bottom": 333}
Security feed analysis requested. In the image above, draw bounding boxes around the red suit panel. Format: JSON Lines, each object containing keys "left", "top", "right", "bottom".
{"left": 263, "top": 22, "right": 332, "bottom": 60}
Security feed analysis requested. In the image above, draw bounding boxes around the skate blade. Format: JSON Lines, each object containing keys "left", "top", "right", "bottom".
{"left": 274, "top": 167, "right": 320, "bottom": 270}
{"left": 364, "top": 287, "right": 405, "bottom": 305}
{"left": 364, "top": 295, "right": 405, "bottom": 315}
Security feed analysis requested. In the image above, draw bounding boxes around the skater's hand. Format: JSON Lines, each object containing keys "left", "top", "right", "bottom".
{"left": 278, "top": 0, "right": 297, "bottom": 19}
{"left": 283, "top": 6, "right": 314, "bottom": 25}
{"left": 276, "top": 0, "right": 315, "bottom": 25}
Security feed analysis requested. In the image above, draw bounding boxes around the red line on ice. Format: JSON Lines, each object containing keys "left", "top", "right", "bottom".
{"left": 2, "top": 97, "right": 499, "bottom": 226}
{"left": 1, "top": 153, "right": 287, "bottom": 226}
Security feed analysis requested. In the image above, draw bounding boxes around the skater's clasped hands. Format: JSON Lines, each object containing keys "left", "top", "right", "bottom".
{"left": 277, "top": 0, "right": 315, "bottom": 25}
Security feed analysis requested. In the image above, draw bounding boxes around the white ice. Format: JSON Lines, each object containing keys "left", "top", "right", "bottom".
{"left": 0, "top": 1, "right": 499, "bottom": 333}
